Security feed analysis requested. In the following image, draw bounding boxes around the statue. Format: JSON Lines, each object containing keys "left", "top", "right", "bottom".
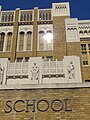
{"left": 0, "top": 64, "right": 4, "bottom": 84}
{"left": 31, "top": 63, "right": 39, "bottom": 81}
{"left": 67, "top": 61, "right": 75, "bottom": 80}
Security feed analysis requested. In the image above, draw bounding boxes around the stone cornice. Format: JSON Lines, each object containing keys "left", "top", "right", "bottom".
{"left": 0, "top": 83, "right": 90, "bottom": 90}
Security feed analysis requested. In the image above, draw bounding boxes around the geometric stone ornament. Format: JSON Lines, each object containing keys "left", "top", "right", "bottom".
{"left": 52, "top": 2, "right": 70, "bottom": 16}
{"left": 63, "top": 56, "right": 82, "bottom": 83}
{"left": 0, "top": 58, "right": 8, "bottom": 85}
{"left": 65, "top": 18, "right": 80, "bottom": 42}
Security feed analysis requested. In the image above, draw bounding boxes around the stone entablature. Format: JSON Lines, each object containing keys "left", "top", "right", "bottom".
{"left": 0, "top": 56, "right": 82, "bottom": 85}
{"left": 65, "top": 18, "right": 90, "bottom": 39}
{"left": 52, "top": 2, "right": 70, "bottom": 16}
{"left": 0, "top": 2, "right": 70, "bottom": 24}
{"left": 65, "top": 18, "right": 80, "bottom": 42}
{"left": 19, "top": 10, "right": 34, "bottom": 22}
{"left": 38, "top": 9, "right": 52, "bottom": 21}
{"left": 78, "top": 20, "right": 90, "bottom": 38}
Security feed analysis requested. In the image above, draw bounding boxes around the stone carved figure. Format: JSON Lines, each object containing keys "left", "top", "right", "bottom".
{"left": 31, "top": 63, "right": 39, "bottom": 81}
{"left": 67, "top": 61, "right": 75, "bottom": 80}
{"left": 0, "top": 64, "right": 4, "bottom": 84}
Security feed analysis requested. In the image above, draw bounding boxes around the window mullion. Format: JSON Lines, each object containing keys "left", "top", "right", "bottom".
{"left": 23, "top": 33, "right": 27, "bottom": 51}
{"left": 3, "top": 33, "right": 7, "bottom": 52}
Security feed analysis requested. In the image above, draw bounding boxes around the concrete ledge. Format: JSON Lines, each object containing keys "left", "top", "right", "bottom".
{"left": 0, "top": 83, "right": 90, "bottom": 90}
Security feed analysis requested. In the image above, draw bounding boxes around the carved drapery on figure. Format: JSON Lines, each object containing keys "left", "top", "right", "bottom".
{"left": 67, "top": 61, "right": 75, "bottom": 80}
{"left": 31, "top": 63, "right": 39, "bottom": 81}
{"left": 0, "top": 64, "right": 4, "bottom": 84}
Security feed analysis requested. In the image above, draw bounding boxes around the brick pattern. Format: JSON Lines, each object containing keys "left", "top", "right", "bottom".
{"left": 53, "top": 16, "right": 69, "bottom": 60}
{"left": 66, "top": 42, "right": 81, "bottom": 57}
{"left": 0, "top": 88, "right": 90, "bottom": 119}
{"left": 82, "top": 66, "right": 90, "bottom": 81}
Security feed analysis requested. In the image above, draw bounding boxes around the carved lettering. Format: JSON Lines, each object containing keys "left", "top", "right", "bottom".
{"left": 37, "top": 100, "right": 49, "bottom": 112}
{"left": 4, "top": 100, "right": 12, "bottom": 113}
{"left": 13, "top": 100, "right": 25, "bottom": 112}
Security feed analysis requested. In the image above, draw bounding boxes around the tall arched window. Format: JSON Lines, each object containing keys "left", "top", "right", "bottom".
{"left": 39, "top": 31, "right": 44, "bottom": 50}
{"left": 45, "top": 30, "right": 52, "bottom": 50}
{"left": 27, "top": 31, "right": 32, "bottom": 50}
{"left": 0, "top": 32, "right": 5, "bottom": 51}
{"left": 19, "top": 32, "right": 24, "bottom": 51}
{"left": 6, "top": 32, "right": 12, "bottom": 51}
{"left": 38, "top": 30, "right": 53, "bottom": 51}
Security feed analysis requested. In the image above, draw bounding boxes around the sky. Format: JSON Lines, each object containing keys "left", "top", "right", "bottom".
{"left": 0, "top": 0, "right": 90, "bottom": 20}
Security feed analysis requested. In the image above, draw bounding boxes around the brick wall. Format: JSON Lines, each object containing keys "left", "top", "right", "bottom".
{"left": 0, "top": 84, "right": 90, "bottom": 120}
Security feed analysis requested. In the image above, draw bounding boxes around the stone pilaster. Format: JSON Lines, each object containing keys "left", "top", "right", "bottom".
{"left": 10, "top": 8, "right": 20, "bottom": 62}
{"left": 32, "top": 7, "right": 38, "bottom": 57}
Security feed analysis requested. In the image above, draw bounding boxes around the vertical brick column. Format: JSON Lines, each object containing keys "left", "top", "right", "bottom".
{"left": 53, "top": 16, "right": 68, "bottom": 60}
{"left": 10, "top": 8, "right": 20, "bottom": 62}
{"left": 0, "top": 6, "right": 2, "bottom": 17}
{"left": 32, "top": 7, "right": 38, "bottom": 57}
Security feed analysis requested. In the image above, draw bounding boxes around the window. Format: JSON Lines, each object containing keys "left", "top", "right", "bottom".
{"left": 27, "top": 31, "right": 32, "bottom": 50}
{"left": 79, "top": 30, "right": 83, "bottom": 34}
{"left": 25, "top": 57, "right": 29, "bottom": 62}
{"left": 45, "top": 30, "right": 53, "bottom": 50}
{"left": 38, "top": 30, "right": 53, "bottom": 51}
{"left": 6, "top": 32, "right": 12, "bottom": 51}
{"left": 46, "top": 56, "right": 53, "bottom": 61}
{"left": 1, "top": 12, "right": 14, "bottom": 22}
{"left": 85, "top": 80, "right": 90, "bottom": 82}
{"left": 83, "top": 61, "right": 88, "bottom": 65}
{"left": 39, "top": 11, "right": 51, "bottom": 20}
{"left": 20, "top": 12, "right": 32, "bottom": 21}
{"left": 39, "top": 31, "right": 44, "bottom": 50}
{"left": 18, "top": 31, "right": 32, "bottom": 51}
{"left": 0, "top": 33, "right": 5, "bottom": 51}
{"left": 8, "top": 58, "right": 10, "bottom": 61}
{"left": 19, "top": 32, "right": 24, "bottom": 51}
{"left": 17, "top": 58, "right": 23, "bottom": 62}
{"left": 81, "top": 44, "right": 86, "bottom": 50}
{"left": 82, "top": 52, "right": 88, "bottom": 65}
{"left": 88, "top": 44, "right": 90, "bottom": 50}
{"left": 81, "top": 42, "right": 90, "bottom": 66}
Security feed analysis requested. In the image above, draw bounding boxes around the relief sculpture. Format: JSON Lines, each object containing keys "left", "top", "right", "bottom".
{"left": 31, "top": 63, "right": 39, "bottom": 81}
{"left": 67, "top": 61, "right": 75, "bottom": 80}
{"left": 0, "top": 64, "right": 4, "bottom": 84}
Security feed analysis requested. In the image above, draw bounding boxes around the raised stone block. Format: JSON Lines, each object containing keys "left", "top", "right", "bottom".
{"left": 28, "top": 57, "right": 43, "bottom": 84}
{"left": 0, "top": 58, "right": 8, "bottom": 85}
{"left": 63, "top": 56, "right": 82, "bottom": 83}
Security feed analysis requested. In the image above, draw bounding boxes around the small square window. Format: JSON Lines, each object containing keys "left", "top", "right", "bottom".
{"left": 83, "top": 61, "right": 88, "bottom": 65}
{"left": 46, "top": 56, "right": 53, "bottom": 61}
{"left": 17, "top": 58, "right": 23, "bottom": 62}
{"left": 25, "top": 57, "right": 29, "bottom": 62}
{"left": 81, "top": 44, "right": 86, "bottom": 50}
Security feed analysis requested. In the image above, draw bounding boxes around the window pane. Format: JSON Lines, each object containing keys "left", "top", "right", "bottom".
{"left": 27, "top": 31, "right": 32, "bottom": 50}
{"left": 0, "top": 33, "right": 5, "bottom": 51}
{"left": 82, "top": 52, "right": 88, "bottom": 65}
{"left": 39, "top": 31, "right": 44, "bottom": 50}
{"left": 6, "top": 32, "right": 12, "bottom": 51}
{"left": 39, "top": 30, "right": 53, "bottom": 51}
{"left": 88, "top": 44, "right": 90, "bottom": 50}
{"left": 17, "top": 58, "right": 23, "bottom": 62}
{"left": 19, "top": 32, "right": 24, "bottom": 51}
{"left": 81, "top": 44, "right": 86, "bottom": 50}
